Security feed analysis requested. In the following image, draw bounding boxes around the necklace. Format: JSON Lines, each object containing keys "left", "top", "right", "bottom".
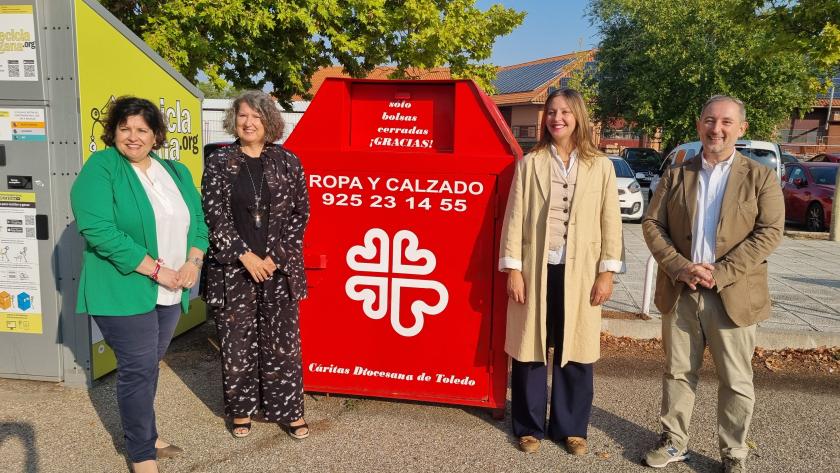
{"left": 135, "top": 167, "right": 156, "bottom": 187}
{"left": 243, "top": 158, "right": 265, "bottom": 229}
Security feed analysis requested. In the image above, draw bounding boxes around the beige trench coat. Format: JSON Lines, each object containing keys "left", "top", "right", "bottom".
{"left": 499, "top": 149, "right": 624, "bottom": 365}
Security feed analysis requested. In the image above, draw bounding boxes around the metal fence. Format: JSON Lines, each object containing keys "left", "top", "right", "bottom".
{"left": 202, "top": 98, "right": 305, "bottom": 145}
{"left": 776, "top": 128, "right": 825, "bottom": 145}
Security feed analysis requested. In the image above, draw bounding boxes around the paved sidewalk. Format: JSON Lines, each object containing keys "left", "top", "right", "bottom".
{"left": 606, "top": 223, "right": 840, "bottom": 341}
{"left": 2, "top": 323, "right": 838, "bottom": 473}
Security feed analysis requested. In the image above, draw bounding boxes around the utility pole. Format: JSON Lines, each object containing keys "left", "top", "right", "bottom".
{"left": 829, "top": 84, "right": 839, "bottom": 241}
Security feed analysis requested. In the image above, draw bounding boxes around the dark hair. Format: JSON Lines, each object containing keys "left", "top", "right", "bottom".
{"left": 101, "top": 96, "right": 167, "bottom": 149}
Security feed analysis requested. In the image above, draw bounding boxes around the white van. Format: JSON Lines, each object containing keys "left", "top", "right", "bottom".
{"left": 649, "top": 140, "right": 782, "bottom": 194}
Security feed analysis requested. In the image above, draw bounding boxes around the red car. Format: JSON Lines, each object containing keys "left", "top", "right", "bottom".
{"left": 808, "top": 153, "right": 840, "bottom": 163}
{"left": 782, "top": 162, "right": 837, "bottom": 231}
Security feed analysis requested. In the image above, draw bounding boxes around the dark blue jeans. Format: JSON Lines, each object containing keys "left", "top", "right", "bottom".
{"left": 93, "top": 304, "right": 181, "bottom": 462}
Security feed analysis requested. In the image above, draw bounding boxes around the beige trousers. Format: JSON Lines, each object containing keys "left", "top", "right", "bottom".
{"left": 660, "top": 288, "right": 756, "bottom": 460}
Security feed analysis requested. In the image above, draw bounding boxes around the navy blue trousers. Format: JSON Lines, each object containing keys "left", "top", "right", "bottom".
{"left": 511, "top": 264, "right": 594, "bottom": 440}
{"left": 93, "top": 304, "right": 181, "bottom": 462}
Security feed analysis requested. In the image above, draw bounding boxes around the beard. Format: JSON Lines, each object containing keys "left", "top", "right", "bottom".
{"left": 703, "top": 137, "right": 728, "bottom": 154}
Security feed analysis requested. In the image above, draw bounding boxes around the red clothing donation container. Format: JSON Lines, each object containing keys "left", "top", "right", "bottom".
{"left": 285, "top": 78, "right": 521, "bottom": 414}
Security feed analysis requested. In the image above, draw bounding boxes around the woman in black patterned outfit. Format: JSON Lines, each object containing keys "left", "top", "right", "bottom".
{"left": 202, "top": 90, "right": 310, "bottom": 439}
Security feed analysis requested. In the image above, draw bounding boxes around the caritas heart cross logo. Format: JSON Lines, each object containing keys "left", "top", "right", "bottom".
{"left": 345, "top": 228, "right": 449, "bottom": 337}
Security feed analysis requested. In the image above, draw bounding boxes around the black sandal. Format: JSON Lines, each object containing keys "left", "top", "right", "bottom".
{"left": 230, "top": 420, "right": 252, "bottom": 438}
{"left": 284, "top": 421, "right": 309, "bottom": 440}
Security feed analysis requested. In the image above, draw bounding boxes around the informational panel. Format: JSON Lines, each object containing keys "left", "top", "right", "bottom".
{"left": 0, "top": 5, "right": 38, "bottom": 81}
{"left": 0, "top": 107, "right": 45, "bottom": 141}
{"left": 349, "top": 83, "right": 454, "bottom": 152}
{"left": 74, "top": 0, "right": 204, "bottom": 378}
{"left": 0, "top": 191, "right": 41, "bottom": 334}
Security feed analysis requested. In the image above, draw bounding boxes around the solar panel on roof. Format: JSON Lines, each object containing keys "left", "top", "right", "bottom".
{"left": 493, "top": 58, "right": 573, "bottom": 94}
{"left": 816, "top": 75, "right": 840, "bottom": 99}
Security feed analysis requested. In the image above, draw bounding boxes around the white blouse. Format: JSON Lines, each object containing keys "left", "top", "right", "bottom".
{"left": 132, "top": 159, "right": 190, "bottom": 306}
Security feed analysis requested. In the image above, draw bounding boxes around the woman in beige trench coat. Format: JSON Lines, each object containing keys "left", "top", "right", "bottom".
{"left": 499, "top": 88, "right": 623, "bottom": 455}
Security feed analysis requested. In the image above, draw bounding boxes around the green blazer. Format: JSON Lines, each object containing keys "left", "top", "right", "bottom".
{"left": 71, "top": 147, "right": 209, "bottom": 316}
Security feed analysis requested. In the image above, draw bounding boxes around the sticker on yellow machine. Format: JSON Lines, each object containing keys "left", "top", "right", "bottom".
{"left": 0, "top": 191, "right": 43, "bottom": 334}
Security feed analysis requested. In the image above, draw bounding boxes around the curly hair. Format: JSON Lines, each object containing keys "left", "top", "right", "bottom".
{"left": 101, "top": 96, "right": 167, "bottom": 149}
{"left": 223, "top": 90, "right": 285, "bottom": 142}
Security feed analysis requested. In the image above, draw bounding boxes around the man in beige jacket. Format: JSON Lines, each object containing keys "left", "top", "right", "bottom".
{"left": 642, "top": 96, "right": 784, "bottom": 473}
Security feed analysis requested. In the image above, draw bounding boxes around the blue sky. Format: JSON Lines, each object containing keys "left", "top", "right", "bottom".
{"left": 475, "top": 0, "right": 600, "bottom": 66}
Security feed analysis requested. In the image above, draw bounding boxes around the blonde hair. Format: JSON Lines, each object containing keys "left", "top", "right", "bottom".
{"left": 532, "top": 88, "right": 602, "bottom": 162}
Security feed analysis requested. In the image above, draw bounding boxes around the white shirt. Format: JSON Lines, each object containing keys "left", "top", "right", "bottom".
{"left": 547, "top": 146, "right": 577, "bottom": 265}
{"left": 692, "top": 150, "right": 735, "bottom": 264}
{"left": 550, "top": 145, "right": 577, "bottom": 178}
{"left": 132, "top": 159, "right": 190, "bottom": 305}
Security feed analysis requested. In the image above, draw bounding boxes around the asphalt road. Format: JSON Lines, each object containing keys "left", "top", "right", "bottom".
{"left": 1, "top": 323, "right": 838, "bottom": 473}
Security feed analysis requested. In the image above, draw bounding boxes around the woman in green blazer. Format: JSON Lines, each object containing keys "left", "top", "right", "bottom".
{"left": 71, "top": 97, "right": 208, "bottom": 473}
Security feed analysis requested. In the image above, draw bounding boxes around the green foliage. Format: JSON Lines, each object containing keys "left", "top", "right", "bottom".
{"left": 196, "top": 80, "right": 243, "bottom": 99}
{"left": 736, "top": 0, "right": 840, "bottom": 70}
{"left": 565, "top": 53, "right": 599, "bottom": 107}
{"left": 99, "top": 1, "right": 524, "bottom": 105}
{"left": 589, "top": 0, "right": 836, "bottom": 149}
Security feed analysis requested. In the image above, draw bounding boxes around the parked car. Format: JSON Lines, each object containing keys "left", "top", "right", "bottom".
{"left": 782, "top": 162, "right": 837, "bottom": 231}
{"left": 609, "top": 156, "right": 645, "bottom": 221}
{"left": 619, "top": 147, "right": 661, "bottom": 186}
{"left": 807, "top": 153, "right": 840, "bottom": 163}
{"left": 650, "top": 140, "right": 782, "bottom": 195}
{"left": 780, "top": 152, "right": 800, "bottom": 180}
{"left": 781, "top": 152, "right": 799, "bottom": 165}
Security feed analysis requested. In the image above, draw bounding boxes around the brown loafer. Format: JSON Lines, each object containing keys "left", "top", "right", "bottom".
{"left": 565, "top": 436, "right": 588, "bottom": 455}
{"left": 518, "top": 435, "right": 541, "bottom": 453}
{"left": 156, "top": 443, "right": 183, "bottom": 459}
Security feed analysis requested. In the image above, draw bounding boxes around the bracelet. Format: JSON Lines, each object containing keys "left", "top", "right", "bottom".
{"left": 149, "top": 258, "right": 163, "bottom": 282}
{"left": 188, "top": 256, "right": 204, "bottom": 268}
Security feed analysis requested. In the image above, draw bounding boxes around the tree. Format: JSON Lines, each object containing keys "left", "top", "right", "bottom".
{"left": 100, "top": 1, "right": 525, "bottom": 105}
{"left": 196, "top": 80, "right": 244, "bottom": 99}
{"left": 736, "top": 0, "right": 840, "bottom": 70}
{"left": 588, "top": 0, "right": 836, "bottom": 149}
{"left": 565, "top": 53, "right": 599, "bottom": 106}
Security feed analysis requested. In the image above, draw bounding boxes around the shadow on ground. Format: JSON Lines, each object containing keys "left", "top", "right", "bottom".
{"left": 0, "top": 422, "right": 38, "bottom": 473}
{"left": 591, "top": 406, "right": 720, "bottom": 472}
{"left": 162, "top": 321, "right": 226, "bottom": 420}
{"left": 781, "top": 276, "right": 840, "bottom": 288}
{"left": 87, "top": 373, "right": 125, "bottom": 455}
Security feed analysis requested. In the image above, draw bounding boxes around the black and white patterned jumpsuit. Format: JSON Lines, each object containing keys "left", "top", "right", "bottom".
{"left": 202, "top": 141, "right": 309, "bottom": 423}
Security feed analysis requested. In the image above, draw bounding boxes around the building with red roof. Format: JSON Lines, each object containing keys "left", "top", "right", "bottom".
{"left": 779, "top": 75, "right": 840, "bottom": 155}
